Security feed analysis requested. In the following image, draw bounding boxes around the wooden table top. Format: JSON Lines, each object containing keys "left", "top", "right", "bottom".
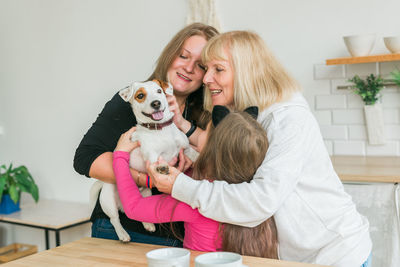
{"left": 3, "top": 237, "right": 328, "bottom": 267}
{"left": 331, "top": 156, "right": 400, "bottom": 183}
{"left": 0, "top": 199, "right": 91, "bottom": 229}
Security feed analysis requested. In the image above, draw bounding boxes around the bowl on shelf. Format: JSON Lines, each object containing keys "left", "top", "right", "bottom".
{"left": 343, "top": 34, "right": 376, "bottom": 57}
{"left": 384, "top": 36, "right": 400, "bottom": 54}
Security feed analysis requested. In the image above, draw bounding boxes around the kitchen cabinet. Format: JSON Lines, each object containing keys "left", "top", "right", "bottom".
{"left": 332, "top": 156, "right": 400, "bottom": 267}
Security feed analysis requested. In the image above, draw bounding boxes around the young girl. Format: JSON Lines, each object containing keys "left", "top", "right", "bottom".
{"left": 113, "top": 106, "right": 278, "bottom": 258}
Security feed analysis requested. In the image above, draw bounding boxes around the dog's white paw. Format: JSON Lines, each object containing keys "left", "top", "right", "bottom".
{"left": 143, "top": 222, "right": 156, "bottom": 232}
{"left": 109, "top": 218, "right": 131, "bottom": 243}
{"left": 116, "top": 228, "right": 131, "bottom": 243}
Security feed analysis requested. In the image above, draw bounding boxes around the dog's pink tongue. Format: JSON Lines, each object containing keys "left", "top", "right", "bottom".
{"left": 152, "top": 111, "right": 164, "bottom": 121}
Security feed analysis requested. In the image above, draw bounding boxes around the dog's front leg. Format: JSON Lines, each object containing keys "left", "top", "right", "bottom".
{"left": 184, "top": 146, "right": 199, "bottom": 162}
{"left": 176, "top": 131, "right": 199, "bottom": 162}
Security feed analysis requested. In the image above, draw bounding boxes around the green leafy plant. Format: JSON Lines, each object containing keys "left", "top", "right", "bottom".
{"left": 0, "top": 164, "right": 39, "bottom": 204}
{"left": 391, "top": 69, "right": 400, "bottom": 87}
{"left": 348, "top": 74, "right": 384, "bottom": 105}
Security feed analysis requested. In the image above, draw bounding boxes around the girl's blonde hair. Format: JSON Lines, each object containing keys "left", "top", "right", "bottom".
{"left": 202, "top": 31, "right": 300, "bottom": 112}
{"left": 193, "top": 111, "right": 278, "bottom": 259}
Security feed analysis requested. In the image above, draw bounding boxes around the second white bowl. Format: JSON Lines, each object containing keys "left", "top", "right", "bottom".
{"left": 384, "top": 36, "right": 400, "bottom": 54}
{"left": 343, "top": 34, "right": 376, "bottom": 57}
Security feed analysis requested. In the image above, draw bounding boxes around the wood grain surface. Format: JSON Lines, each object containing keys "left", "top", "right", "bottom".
{"left": 326, "top": 53, "right": 400, "bottom": 65}
{"left": 332, "top": 156, "right": 400, "bottom": 183}
{"left": 3, "top": 237, "right": 328, "bottom": 267}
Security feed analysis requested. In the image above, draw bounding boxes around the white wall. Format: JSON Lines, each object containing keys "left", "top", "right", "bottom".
{"left": 314, "top": 62, "right": 400, "bottom": 155}
{"left": 0, "top": 0, "right": 399, "bottom": 251}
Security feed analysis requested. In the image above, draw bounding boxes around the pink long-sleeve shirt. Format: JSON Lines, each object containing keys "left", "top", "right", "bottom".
{"left": 112, "top": 151, "right": 221, "bottom": 251}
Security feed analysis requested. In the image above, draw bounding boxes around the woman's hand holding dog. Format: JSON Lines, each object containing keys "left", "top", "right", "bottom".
{"left": 177, "top": 149, "right": 193, "bottom": 172}
{"left": 167, "top": 94, "right": 191, "bottom": 134}
{"left": 115, "top": 127, "right": 140, "bottom": 152}
{"left": 146, "top": 158, "right": 180, "bottom": 195}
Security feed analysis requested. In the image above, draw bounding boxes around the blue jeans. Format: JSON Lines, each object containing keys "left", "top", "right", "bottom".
{"left": 91, "top": 218, "right": 183, "bottom": 247}
{"left": 361, "top": 254, "right": 372, "bottom": 267}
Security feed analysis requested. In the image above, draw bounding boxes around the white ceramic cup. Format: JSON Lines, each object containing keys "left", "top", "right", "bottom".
{"left": 146, "top": 247, "right": 190, "bottom": 267}
{"left": 384, "top": 36, "right": 400, "bottom": 54}
{"left": 343, "top": 34, "right": 376, "bottom": 57}
{"left": 195, "top": 252, "right": 248, "bottom": 267}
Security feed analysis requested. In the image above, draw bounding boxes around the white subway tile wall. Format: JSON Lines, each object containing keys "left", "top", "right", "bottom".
{"left": 385, "top": 125, "right": 400, "bottom": 139}
{"left": 314, "top": 64, "right": 345, "bottom": 80}
{"left": 314, "top": 110, "right": 332, "bottom": 125}
{"left": 348, "top": 125, "right": 367, "bottom": 140}
{"left": 366, "top": 142, "right": 399, "bottom": 156}
{"left": 332, "top": 109, "right": 364, "bottom": 124}
{"left": 347, "top": 94, "right": 365, "bottom": 108}
{"left": 379, "top": 61, "right": 400, "bottom": 78}
{"left": 383, "top": 109, "right": 399, "bottom": 124}
{"left": 313, "top": 62, "right": 400, "bottom": 156}
{"left": 320, "top": 125, "right": 348, "bottom": 139}
{"left": 315, "top": 95, "right": 347, "bottom": 109}
{"left": 334, "top": 141, "right": 366, "bottom": 155}
{"left": 345, "top": 63, "right": 377, "bottom": 78}
{"left": 382, "top": 93, "right": 400, "bottom": 108}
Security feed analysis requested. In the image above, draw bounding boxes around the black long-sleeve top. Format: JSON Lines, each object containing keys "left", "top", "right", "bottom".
{"left": 73, "top": 91, "right": 196, "bottom": 237}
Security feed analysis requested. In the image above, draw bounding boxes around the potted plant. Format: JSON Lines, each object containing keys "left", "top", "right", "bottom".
{"left": 0, "top": 164, "right": 39, "bottom": 214}
{"left": 391, "top": 69, "right": 400, "bottom": 87}
{"left": 349, "top": 74, "right": 385, "bottom": 145}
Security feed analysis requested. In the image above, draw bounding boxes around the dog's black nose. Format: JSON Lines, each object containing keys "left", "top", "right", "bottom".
{"left": 151, "top": 100, "right": 161, "bottom": 110}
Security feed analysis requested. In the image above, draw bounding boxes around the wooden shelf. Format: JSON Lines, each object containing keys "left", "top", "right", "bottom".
{"left": 326, "top": 53, "right": 400, "bottom": 65}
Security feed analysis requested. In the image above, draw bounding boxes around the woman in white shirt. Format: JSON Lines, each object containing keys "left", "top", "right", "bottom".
{"left": 147, "top": 30, "right": 372, "bottom": 267}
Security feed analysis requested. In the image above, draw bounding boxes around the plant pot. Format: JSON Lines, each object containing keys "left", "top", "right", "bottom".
{"left": 0, "top": 194, "right": 20, "bottom": 214}
{"left": 364, "top": 103, "right": 385, "bottom": 145}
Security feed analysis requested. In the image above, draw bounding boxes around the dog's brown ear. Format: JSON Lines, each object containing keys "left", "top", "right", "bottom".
{"left": 152, "top": 79, "right": 170, "bottom": 92}
{"left": 152, "top": 79, "right": 162, "bottom": 87}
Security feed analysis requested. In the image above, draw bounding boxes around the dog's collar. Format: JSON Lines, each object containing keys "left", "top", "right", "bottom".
{"left": 140, "top": 118, "right": 174, "bottom": 130}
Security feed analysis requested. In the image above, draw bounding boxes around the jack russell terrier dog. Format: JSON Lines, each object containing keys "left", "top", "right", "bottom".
{"left": 90, "top": 79, "right": 198, "bottom": 242}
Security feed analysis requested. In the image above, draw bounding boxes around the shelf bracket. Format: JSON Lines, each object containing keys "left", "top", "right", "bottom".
{"left": 336, "top": 80, "right": 399, "bottom": 90}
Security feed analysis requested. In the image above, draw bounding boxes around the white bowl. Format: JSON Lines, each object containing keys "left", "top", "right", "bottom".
{"left": 384, "top": 36, "right": 400, "bottom": 54}
{"left": 146, "top": 248, "right": 190, "bottom": 267}
{"left": 343, "top": 34, "right": 376, "bottom": 57}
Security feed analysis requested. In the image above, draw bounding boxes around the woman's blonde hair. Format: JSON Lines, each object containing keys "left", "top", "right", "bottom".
{"left": 193, "top": 111, "right": 278, "bottom": 259}
{"left": 148, "top": 23, "right": 218, "bottom": 82}
{"left": 148, "top": 23, "right": 218, "bottom": 127}
{"left": 202, "top": 31, "right": 300, "bottom": 112}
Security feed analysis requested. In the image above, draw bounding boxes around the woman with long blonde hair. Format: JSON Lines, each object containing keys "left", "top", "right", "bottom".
{"left": 149, "top": 31, "right": 372, "bottom": 267}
